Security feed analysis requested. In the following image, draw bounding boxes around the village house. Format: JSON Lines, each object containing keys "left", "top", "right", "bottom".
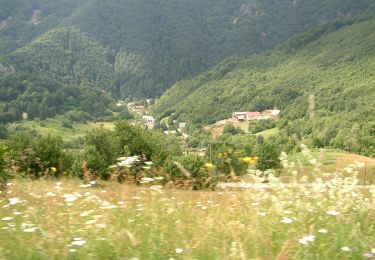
{"left": 231, "top": 109, "right": 280, "bottom": 122}
{"left": 232, "top": 112, "right": 262, "bottom": 122}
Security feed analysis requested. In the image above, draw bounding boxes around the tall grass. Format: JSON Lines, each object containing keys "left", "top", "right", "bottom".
{"left": 0, "top": 147, "right": 375, "bottom": 259}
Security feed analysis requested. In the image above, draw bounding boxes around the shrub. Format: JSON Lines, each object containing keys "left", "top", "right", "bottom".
{"left": 0, "top": 145, "right": 9, "bottom": 193}
{"left": 165, "top": 155, "right": 218, "bottom": 190}
{"left": 255, "top": 142, "right": 282, "bottom": 173}
{"left": 83, "top": 128, "right": 119, "bottom": 179}
{"left": 249, "top": 119, "right": 276, "bottom": 134}
{"left": 223, "top": 122, "right": 244, "bottom": 135}
{"left": 7, "top": 133, "right": 65, "bottom": 178}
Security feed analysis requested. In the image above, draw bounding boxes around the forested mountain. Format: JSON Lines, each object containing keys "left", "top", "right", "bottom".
{"left": 0, "top": 73, "right": 114, "bottom": 123}
{"left": 0, "top": 0, "right": 86, "bottom": 55}
{"left": 1, "top": 0, "right": 374, "bottom": 99}
{"left": 153, "top": 16, "right": 375, "bottom": 155}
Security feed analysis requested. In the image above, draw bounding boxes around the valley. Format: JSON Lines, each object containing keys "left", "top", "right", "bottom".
{"left": 0, "top": 1, "right": 374, "bottom": 258}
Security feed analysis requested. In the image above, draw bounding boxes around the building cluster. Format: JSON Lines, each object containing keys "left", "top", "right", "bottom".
{"left": 231, "top": 109, "right": 280, "bottom": 122}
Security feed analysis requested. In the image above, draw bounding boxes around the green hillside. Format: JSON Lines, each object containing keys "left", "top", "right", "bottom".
{"left": 1, "top": 0, "right": 374, "bottom": 98}
{"left": 0, "top": 73, "right": 114, "bottom": 123}
{"left": 153, "top": 17, "right": 375, "bottom": 156}
{"left": 0, "top": 0, "right": 87, "bottom": 55}
{"left": 4, "top": 27, "right": 115, "bottom": 91}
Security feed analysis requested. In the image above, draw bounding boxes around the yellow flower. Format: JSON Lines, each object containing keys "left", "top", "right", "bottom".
{"left": 241, "top": 157, "right": 256, "bottom": 164}
{"left": 204, "top": 162, "right": 214, "bottom": 169}
{"left": 51, "top": 167, "right": 57, "bottom": 173}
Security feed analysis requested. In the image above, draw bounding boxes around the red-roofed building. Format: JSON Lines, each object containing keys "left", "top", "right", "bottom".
{"left": 232, "top": 111, "right": 263, "bottom": 121}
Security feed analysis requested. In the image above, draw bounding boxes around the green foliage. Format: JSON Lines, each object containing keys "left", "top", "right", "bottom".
{"left": 6, "top": 133, "right": 65, "bottom": 177}
{"left": 0, "top": 123, "right": 8, "bottom": 139}
{"left": 2, "top": 0, "right": 374, "bottom": 98}
{"left": 154, "top": 17, "right": 375, "bottom": 155}
{"left": 209, "top": 134, "right": 259, "bottom": 176}
{"left": 164, "top": 155, "right": 217, "bottom": 190}
{"left": 5, "top": 27, "right": 115, "bottom": 91}
{"left": 115, "top": 122, "right": 180, "bottom": 167}
{"left": 0, "top": 73, "right": 114, "bottom": 123}
{"left": 223, "top": 122, "right": 244, "bottom": 135}
{"left": 83, "top": 128, "right": 119, "bottom": 179}
{"left": 0, "top": 144, "right": 9, "bottom": 191}
{"left": 249, "top": 120, "right": 277, "bottom": 134}
{"left": 255, "top": 142, "right": 282, "bottom": 172}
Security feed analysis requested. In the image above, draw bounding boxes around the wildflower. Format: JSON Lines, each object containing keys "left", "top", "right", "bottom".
{"left": 372, "top": 249, "right": 375, "bottom": 254}
{"left": 141, "top": 177, "right": 154, "bottom": 183}
{"left": 23, "top": 227, "right": 37, "bottom": 233}
{"left": 9, "top": 197, "right": 21, "bottom": 205}
{"left": 71, "top": 239, "right": 86, "bottom": 246}
{"left": 51, "top": 167, "right": 57, "bottom": 173}
{"left": 304, "top": 235, "right": 315, "bottom": 242}
{"left": 326, "top": 210, "right": 340, "bottom": 216}
{"left": 1, "top": 217, "right": 13, "bottom": 221}
{"left": 251, "top": 202, "right": 259, "bottom": 207}
{"left": 85, "top": 220, "right": 96, "bottom": 225}
{"left": 241, "top": 157, "right": 256, "bottom": 164}
{"left": 204, "top": 162, "right": 214, "bottom": 169}
{"left": 95, "top": 224, "right": 106, "bottom": 229}
{"left": 280, "top": 217, "right": 293, "bottom": 224}
{"left": 341, "top": 247, "right": 351, "bottom": 252}
{"left": 68, "top": 249, "right": 77, "bottom": 253}
{"left": 175, "top": 248, "right": 184, "bottom": 254}
{"left": 363, "top": 253, "right": 373, "bottom": 259}
{"left": 299, "top": 235, "right": 315, "bottom": 245}
{"left": 318, "top": 229, "right": 328, "bottom": 234}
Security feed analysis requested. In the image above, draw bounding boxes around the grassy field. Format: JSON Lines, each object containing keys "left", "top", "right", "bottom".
{"left": 283, "top": 149, "right": 375, "bottom": 184}
{"left": 8, "top": 119, "right": 115, "bottom": 141}
{"left": 1, "top": 152, "right": 375, "bottom": 259}
{"left": 255, "top": 127, "right": 280, "bottom": 139}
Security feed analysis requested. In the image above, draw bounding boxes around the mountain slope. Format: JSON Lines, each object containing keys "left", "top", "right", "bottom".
{"left": 3, "top": 26, "right": 115, "bottom": 91}
{"left": 152, "top": 17, "right": 375, "bottom": 154}
{"left": 1, "top": 0, "right": 374, "bottom": 98}
{"left": 0, "top": 0, "right": 87, "bottom": 55}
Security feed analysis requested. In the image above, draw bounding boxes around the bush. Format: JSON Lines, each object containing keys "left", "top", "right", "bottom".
{"left": 223, "top": 122, "right": 244, "bottom": 135}
{"left": 164, "top": 155, "right": 217, "bottom": 190}
{"left": 249, "top": 120, "right": 276, "bottom": 134}
{"left": 115, "top": 122, "right": 178, "bottom": 166}
{"left": 0, "top": 145, "right": 9, "bottom": 192}
{"left": 61, "top": 120, "right": 73, "bottom": 129}
{"left": 0, "top": 123, "right": 8, "bottom": 139}
{"left": 7, "top": 133, "right": 65, "bottom": 178}
{"left": 63, "top": 110, "right": 93, "bottom": 123}
{"left": 255, "top": 142, "right": 282, "bottom": 173}
{"left": 83, "top": 128, "right": 119, "bottom": 179}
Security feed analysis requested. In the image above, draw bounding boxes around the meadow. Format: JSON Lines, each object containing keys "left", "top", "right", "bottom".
{"left": 7, "top": 119, "right": 115, "bottom": 142}
{"left": 1, "top": 146, "right": 375, "bottom": 259}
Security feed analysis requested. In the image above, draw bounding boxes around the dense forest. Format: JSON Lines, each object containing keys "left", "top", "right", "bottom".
{"left": 0, "top": 73, "right": 114, "bottom": 123}
{"left": 153, "top": 16, "right": 375, "bottom": 156}
{"left": 1, "top": 0, "right": 374, "bottom": 99}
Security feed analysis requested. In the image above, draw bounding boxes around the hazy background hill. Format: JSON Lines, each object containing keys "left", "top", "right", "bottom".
{"left": 1, "top": 0, "right": 374, "bottom": 99}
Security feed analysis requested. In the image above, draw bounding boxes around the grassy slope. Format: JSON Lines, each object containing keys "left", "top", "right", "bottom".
{"left": 153, "top": 17, "right": 375, "bottom": 125}
{"left": 9, "top": 119, "right": 115, "bottom": 141}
